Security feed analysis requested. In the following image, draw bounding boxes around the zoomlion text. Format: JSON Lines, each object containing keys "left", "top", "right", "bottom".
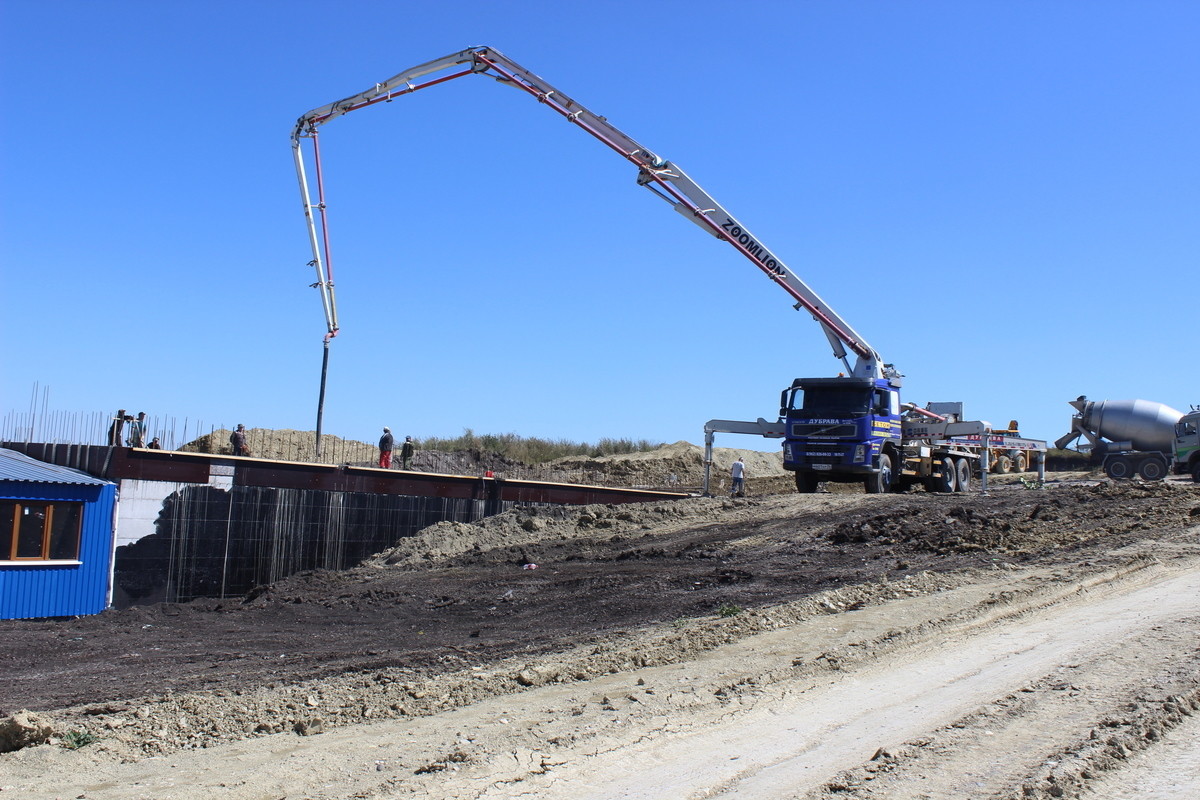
{"left": 721, "top": 217, "right": 784, "bottom": 274}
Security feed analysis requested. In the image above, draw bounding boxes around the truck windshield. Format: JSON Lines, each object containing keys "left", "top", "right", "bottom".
{"left": 793, "top": 388, "right": 871, "bottom": 415}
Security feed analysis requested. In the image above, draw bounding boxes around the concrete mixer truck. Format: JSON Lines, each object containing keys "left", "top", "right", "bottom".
{"left": 1055, "top": 396, "right": 1200, "bottom": 482}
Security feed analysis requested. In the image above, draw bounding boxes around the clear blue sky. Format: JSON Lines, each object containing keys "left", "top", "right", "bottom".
{"left": 2, "top": 1, "right": 1197, "bottom": 450}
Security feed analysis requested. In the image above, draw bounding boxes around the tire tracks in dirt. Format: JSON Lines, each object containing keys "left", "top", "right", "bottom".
{"left": 512, "top": 558, "right": 1200, "bottom": 800}
{"left": 803, "top": 596, "right": 1200, "bottom": 799}
{"left": 7, "top": 541, "right": 1199, "bottom": 800}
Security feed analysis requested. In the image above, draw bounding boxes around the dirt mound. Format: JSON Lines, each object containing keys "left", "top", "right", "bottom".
{"left": 179, "top": 428, "right": 377, "bottom": 462}
{"left": 550, "top": 440, "right": 787, "bottom": 491}
{"left": 365, "top": 496, "right": 741, "bottom": 570}
{"left": 827, "top": 480, "right": 1197, "bottom": 555}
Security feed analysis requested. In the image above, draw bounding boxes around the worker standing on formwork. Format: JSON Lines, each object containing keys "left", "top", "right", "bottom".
{"left": 230, "top": 424, "right": 249, "bottom": 457}
{"left": 107, "top": 409, "right": 127, "bottom": 447}
{"left": 379, "top": 427, "right": 394, "bottom": 469}
{"left": 127, "top": 412, "right": 147, "bottom": 448}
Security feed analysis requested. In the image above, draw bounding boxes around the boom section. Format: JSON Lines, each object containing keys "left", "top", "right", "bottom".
{"left": 292, "top": 46, "right": 883, "bottom": 378}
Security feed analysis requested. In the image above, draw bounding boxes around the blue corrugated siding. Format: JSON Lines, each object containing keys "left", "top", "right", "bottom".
{"left": 0, "top": 482, "right": 115, "bottom": 619}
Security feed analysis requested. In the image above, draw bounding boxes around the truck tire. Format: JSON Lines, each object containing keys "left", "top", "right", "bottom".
{"left": 864, "top": 453, "right": 893, "bottom": 494}
{"left": 1192, "top": 461, "right": 1200, "bottom": 484}
{"left": 955, "top": 457, "right": 973, "bottom": 492}
{"left": 930, "top": 457, "right": 956, "bottom": 493}
{"left": 991, "top": 455, "right": 1011, "bottom": 474}
{"left": 795, "top": 472, "right": 821, "bottom": 493}
{"left": 1136, "top": 457, "right": 1167, "bottom": 481}
{"left": 1014, "top": 453, "right": 1028, "bottom": 473}
{"left": 1105, "top": 456, "right": 1134, "bottom": 480}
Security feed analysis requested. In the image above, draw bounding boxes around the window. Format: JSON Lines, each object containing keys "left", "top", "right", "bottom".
{"left": 795, "top": 388, "right": 871, "bottom": 415}
{"left": 874, "top": 390, "right": 900, "bottom": 416}
{"left": 1, "top": 501, "right": 83, "bottom": 561}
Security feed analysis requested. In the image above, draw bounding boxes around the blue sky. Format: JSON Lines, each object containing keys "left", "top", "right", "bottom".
{"left": 2, "top": 1, "right": 1197, "bottom": 451}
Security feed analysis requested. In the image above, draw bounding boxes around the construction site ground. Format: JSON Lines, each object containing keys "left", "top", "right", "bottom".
{"left": 2, "top": 460, "right": 1199, "bottom": 799}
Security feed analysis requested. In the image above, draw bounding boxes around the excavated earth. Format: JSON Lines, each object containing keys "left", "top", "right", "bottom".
{"left": 1, "top": 470, "right": 1199, "bottom": 799}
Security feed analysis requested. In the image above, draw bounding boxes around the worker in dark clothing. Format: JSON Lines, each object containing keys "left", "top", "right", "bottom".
{"left": 400, "top": 436, "right": 415, "bottom": 470}
{"left": 379, "top": 427, "right": 394, "bottom": 469}
{"left": 147, "top": 437, "right": 163, "bottom": 449}
{"left": 230, "top": 424, "right": 249, "bottom": 457}
{"left": 108, "top": 409, "right": 127, "bottom": 447}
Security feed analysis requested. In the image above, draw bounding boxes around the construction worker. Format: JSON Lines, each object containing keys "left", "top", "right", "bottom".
{"left": 127, "top": 412, "right": 147, "bottom": 448}
{"left": 730, "top": 457, "right": 746, "bottom": 497}
{"left": 107, "top": 409, "right": 127, "bottom": 447}
{"left": 400, "top": 436, "right": 415, "bottom": 470}
{"left": 230, "top": 424, "right": 249, "bottom": 457}
{"left": 379, "top": 427, "right": 394, "bottom": 469}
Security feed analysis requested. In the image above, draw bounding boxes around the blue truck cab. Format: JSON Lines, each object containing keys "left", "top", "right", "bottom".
{"left": 780, "top": 376, "right": 903, "bottom": 493}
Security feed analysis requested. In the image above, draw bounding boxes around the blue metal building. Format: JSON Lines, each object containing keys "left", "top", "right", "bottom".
{"left": 0, "top": 448, "right": 116, "bottom": 619}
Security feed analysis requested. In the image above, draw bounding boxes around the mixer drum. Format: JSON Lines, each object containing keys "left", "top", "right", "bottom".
{"left": 1084, "top": 399, "right": 1184, "bottom": 453}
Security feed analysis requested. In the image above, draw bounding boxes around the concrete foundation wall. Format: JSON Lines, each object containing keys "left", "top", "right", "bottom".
{"left": 112, "top": 484, "right": 507, "bottom": 606}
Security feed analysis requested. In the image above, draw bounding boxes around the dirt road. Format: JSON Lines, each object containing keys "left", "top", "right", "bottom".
{"left": 2, "top": 478, "right": 1198, "bottom": 799}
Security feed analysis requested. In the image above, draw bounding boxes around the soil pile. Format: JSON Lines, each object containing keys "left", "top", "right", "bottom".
{"left": 179, "top": 428, "right": 377, "bottom": 463}
{"left": 827, "top": 479, "right": 1194, "bottom": 554}
{"left": 550, "top": 440, "right": 788, "bottom": 491}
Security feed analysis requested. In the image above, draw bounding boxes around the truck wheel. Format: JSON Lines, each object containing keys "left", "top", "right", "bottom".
{"left": 955, "top": 457, "right": 973, "bottom": 492}
{"left": 1136, "top": 458, "right": 1166, "bottom": 481}
{"left": 864, "top": 453, "right": 893, "bottom": 494}
{"left": 1192, "top": 461, "right": 1200, "bottom": 484}
{"left": 931, "top": 457, "right": 956, "bottom": 493}
{"left": 1105, "top": 456, "right": 1134, "bottom": 480}
{"left": 795, "top": 472, "right": 821, "bottom": 493}
{"left": 1014, "top": 453, "right": 1028, "bottom": 473}
{"left": 991, "top": 455, "right": 1010, "bottom": 474}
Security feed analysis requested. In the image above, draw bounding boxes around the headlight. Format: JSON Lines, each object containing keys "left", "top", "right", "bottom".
{"left": 854, "top": 445, "right": 866, "bottom": 463}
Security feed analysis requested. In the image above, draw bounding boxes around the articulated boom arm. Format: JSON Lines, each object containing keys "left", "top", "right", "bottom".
{"left": 292, "top": 46, "right": 886, "bottom": 378}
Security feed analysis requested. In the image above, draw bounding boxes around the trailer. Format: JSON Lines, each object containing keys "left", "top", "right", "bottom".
{"left": 985, "top": 419, "right": 1036, "bottom": 473}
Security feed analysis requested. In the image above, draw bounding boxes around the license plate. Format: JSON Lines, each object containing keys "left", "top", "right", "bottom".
{"left": 812, "top": 464, "right": 833, "bottom": 471}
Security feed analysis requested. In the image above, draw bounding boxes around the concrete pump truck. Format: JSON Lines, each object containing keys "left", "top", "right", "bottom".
{"left": 292, "top": 46, "right": 1045, "bottom": 493}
